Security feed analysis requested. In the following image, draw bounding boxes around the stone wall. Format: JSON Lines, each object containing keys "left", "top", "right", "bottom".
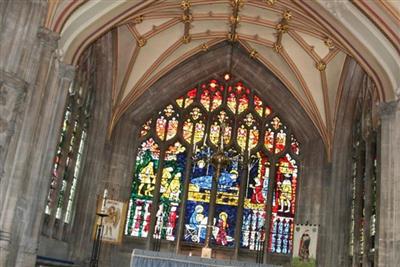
{"left": 316, "top": 59, "right": 366, "bottom": 267}
{"left": 376, "top": 98, "right": 400, "bottom": 266}
{"left": 0, "top": 1, "right": 76, "bottom": 266}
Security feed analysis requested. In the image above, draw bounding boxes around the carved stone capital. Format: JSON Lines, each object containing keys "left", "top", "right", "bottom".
{"left": 37, "top": 27, "right": 60, "bottom": 50}
{"left": 378, "top": 100, "right": 399, "bottom": 118}
{"left": 57, "top": 61, "right": 76, "bottom": 81}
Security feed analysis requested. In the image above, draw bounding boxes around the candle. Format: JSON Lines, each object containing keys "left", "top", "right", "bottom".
{"left": 101, "top": 189, "right": 108, "bottom": 212}
{"left": 103, "top": 189, "right": 109, "bottom": 199}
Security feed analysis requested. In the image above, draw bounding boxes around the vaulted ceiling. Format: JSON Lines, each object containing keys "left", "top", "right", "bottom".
{"left": 45, "top": 0, "right": 400, "bottom": 153}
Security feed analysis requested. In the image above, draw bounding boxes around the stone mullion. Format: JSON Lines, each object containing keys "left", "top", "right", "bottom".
{"left": 352, "top": 145, "right": 365, "bottom": 267}
{"left": 362, "top": 137, "right": 373, "bottom": 266}
{"left": 175, "top": 141, "right": 196, "bottom": 254}
{"left": 56, "top": 111, "right": 85, "bottom": 240}
{"left": 175, "top": 146, "right": 194, "bottom": 253}
{"left": 146, "top": 149, "right": 167, "bottom": 250}
{"left": 233, "top": 139, "right": 250, "bottom": 258}
{"left": 263, "top": 157, "right": 278, "bottom": 264}
{"left": 47, "top": 98, "right": 80, "bottom": 236}
{"left": 64, "top": 125, "right": 90, "bottom": 239}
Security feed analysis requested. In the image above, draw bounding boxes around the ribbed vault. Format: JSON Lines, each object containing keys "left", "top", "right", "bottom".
{"left": 44, "top": 0, "right": 400, "bottom": 156}
{"left": 123, "top": 42, "right": 321, "bottom": 150}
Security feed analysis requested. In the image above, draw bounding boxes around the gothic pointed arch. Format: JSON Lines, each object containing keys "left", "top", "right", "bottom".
{"left": 117, "top": 42, "right": 325, "bottom": 262}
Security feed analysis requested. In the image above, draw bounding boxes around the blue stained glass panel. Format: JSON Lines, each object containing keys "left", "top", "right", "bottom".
{"left": 241, "top": 152, "right": 269, "bottom": 250}
{"left": 184, "top": 200, "right": 209, "bottom": 244}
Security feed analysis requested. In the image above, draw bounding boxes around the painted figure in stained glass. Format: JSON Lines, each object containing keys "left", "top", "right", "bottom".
{"left": 277, "top": 175, "right": 292, "bottom": 213}
{"left": 125, "top": 139, "right": 159, "bottom": 237}
{"left": 241, "top": 153, "right": 269, "bottom": 250}
{"left": 269, "top": 154, "right": 297, "bottom": 254}
{"left": 185, "top": 202, "right": 209, "bottom": 243}
{"left": 216, "top": 212, "right": 229, "bottom": 245}
{"left": 138, "top": 161, "right": 156, "bottom": 197}
{"left": 155, "top": 142, "right": 186, "bottom": 241}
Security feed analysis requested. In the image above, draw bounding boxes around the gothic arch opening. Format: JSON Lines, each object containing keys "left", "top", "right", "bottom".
{"left": 109, "top": 41, "right": 326, "bottom": 265}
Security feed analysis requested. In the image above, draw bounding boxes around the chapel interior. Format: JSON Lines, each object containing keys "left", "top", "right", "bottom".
{"left": 0, "top": 1, "right": 399, "bottom": 267}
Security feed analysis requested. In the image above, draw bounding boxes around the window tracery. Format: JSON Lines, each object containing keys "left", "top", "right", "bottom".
{"left": 44, "top": 64, "right": 92, "bottom": 239}
{"left": 349, "top": 78, "right": 378, "bottom": 266}
{"left": 126, "top": 74, "right": 300, "bottom": 257}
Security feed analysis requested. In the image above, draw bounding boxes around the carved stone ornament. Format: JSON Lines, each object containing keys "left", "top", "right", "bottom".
{"left": 249, "top": 49, "right": 258, "bottom": 59}
{"left": 283, "top": 10, "right": 292, "bottom": 21}
{"left": 230, "top": 15, "right": 240, "bottom": 25}
{"left": 200, "top": 43, "right": 209, "bottom": 52}
{"left": 37, "top": 27, "right": 60, "bottom": 50}
{"left": 228, "top": 33, "right": 238, "bottom": 42}
{"left": 134, "top": 15, "right": 144, "bottom": 24}
{"left": 264, "top": 0, "right": 277, "bottom": 6}
{"left": 182, "top": 34, "right": 192, "bottom": 44}
{"left": 180, "top": 0, "right": 191, "bottom": 10}
{"left": 137, "top": 37, "right": 147, "bottom": 47}
{"left": 316, "top": 61, "right": 327, "bottom": 71}
{"left": 57, "top": 62, "right": 76, "bottom": 81}
{"left": 378, "top": 100, "right": 398, "bottom": 117}
{"left": 324, "top": 38, "right": 335, "bottom": 50}
{"left": 273, "top": 42, "right": 282, "bottom": 53}
{"left": 181, "top": 14, "right": 193, "bottom": 23}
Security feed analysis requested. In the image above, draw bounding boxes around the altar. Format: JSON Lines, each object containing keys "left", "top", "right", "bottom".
{"left": 130, "top": 249, "right": 281, "bottom": 267}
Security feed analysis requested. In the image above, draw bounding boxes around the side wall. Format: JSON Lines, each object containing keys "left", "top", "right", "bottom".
{"left": 0, "top": 1, "right": 75, "bottom": 266}
{"left": 317, "top": 59, "right": 371, "bottom": 267}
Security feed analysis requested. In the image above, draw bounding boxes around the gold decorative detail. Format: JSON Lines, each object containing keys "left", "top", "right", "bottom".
{"left": 181, "top": 14, "right": 193, "bottom": 23}
{"left": 181, "top": 0, "right": 191, "bottom": 10}
{"left": 133, "top": 15, "right": 144, "bottom": 24}
{"left": 137, "top": 37, "right": 146, "bottom": 47}
{"left": 231, "top": 0, "right": 244, "bottom": 9}
{"left": 283, "top": 10, "right": 292, "bottom": 21}
{"left": 276, "top": 23, "right": 289, "bottom": 33}
{"left": 182, "top": 34, "right": 192, "bottom": 44}
{"left": 316, "top": 61, "right": 326, "bottom": 71}
{"left": 264, "top": 0, "right": 277, "bottom": 5}
{"left": 201, "top": 43, "right": 209, "bottom": 52}
{"left": 324, "top": 38, "right": 335, "bottom": 50}
{"left": 273, "top": 42, "right": 282, "bottom": 53}
{"left": 228, "top": 33, "right": 238, "bottom": 42}
{"left": 250, "top": 49, "right": 258, "bottom": 59}
{"left": 230, "top": 15, "right": 240, "bottom": 24}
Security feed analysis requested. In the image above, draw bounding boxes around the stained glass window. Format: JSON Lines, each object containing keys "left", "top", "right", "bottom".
{"left": 125, "top": 139, "right": 160, "bottom": 238}
{"left": 348, "top": 84, "right": 377, "bottom": 266}
{"left": 44, "top": 65, "right": 92, "bottom": 239}
{"left": 126, "top": 74, "right": 300, "bottom": 257}
{"left": 268, "top": 154, "right": 297, "bottom": 254}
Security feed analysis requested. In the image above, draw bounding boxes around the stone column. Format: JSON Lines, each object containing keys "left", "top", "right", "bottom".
{"left": 0, "top": 71, "right": 28, "bottom": 267}
{"left": 376, "top": 100, "right": 400, "bottom": 266}
{"left": 0, "top": 23, "right": 76, "bottom": 266}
